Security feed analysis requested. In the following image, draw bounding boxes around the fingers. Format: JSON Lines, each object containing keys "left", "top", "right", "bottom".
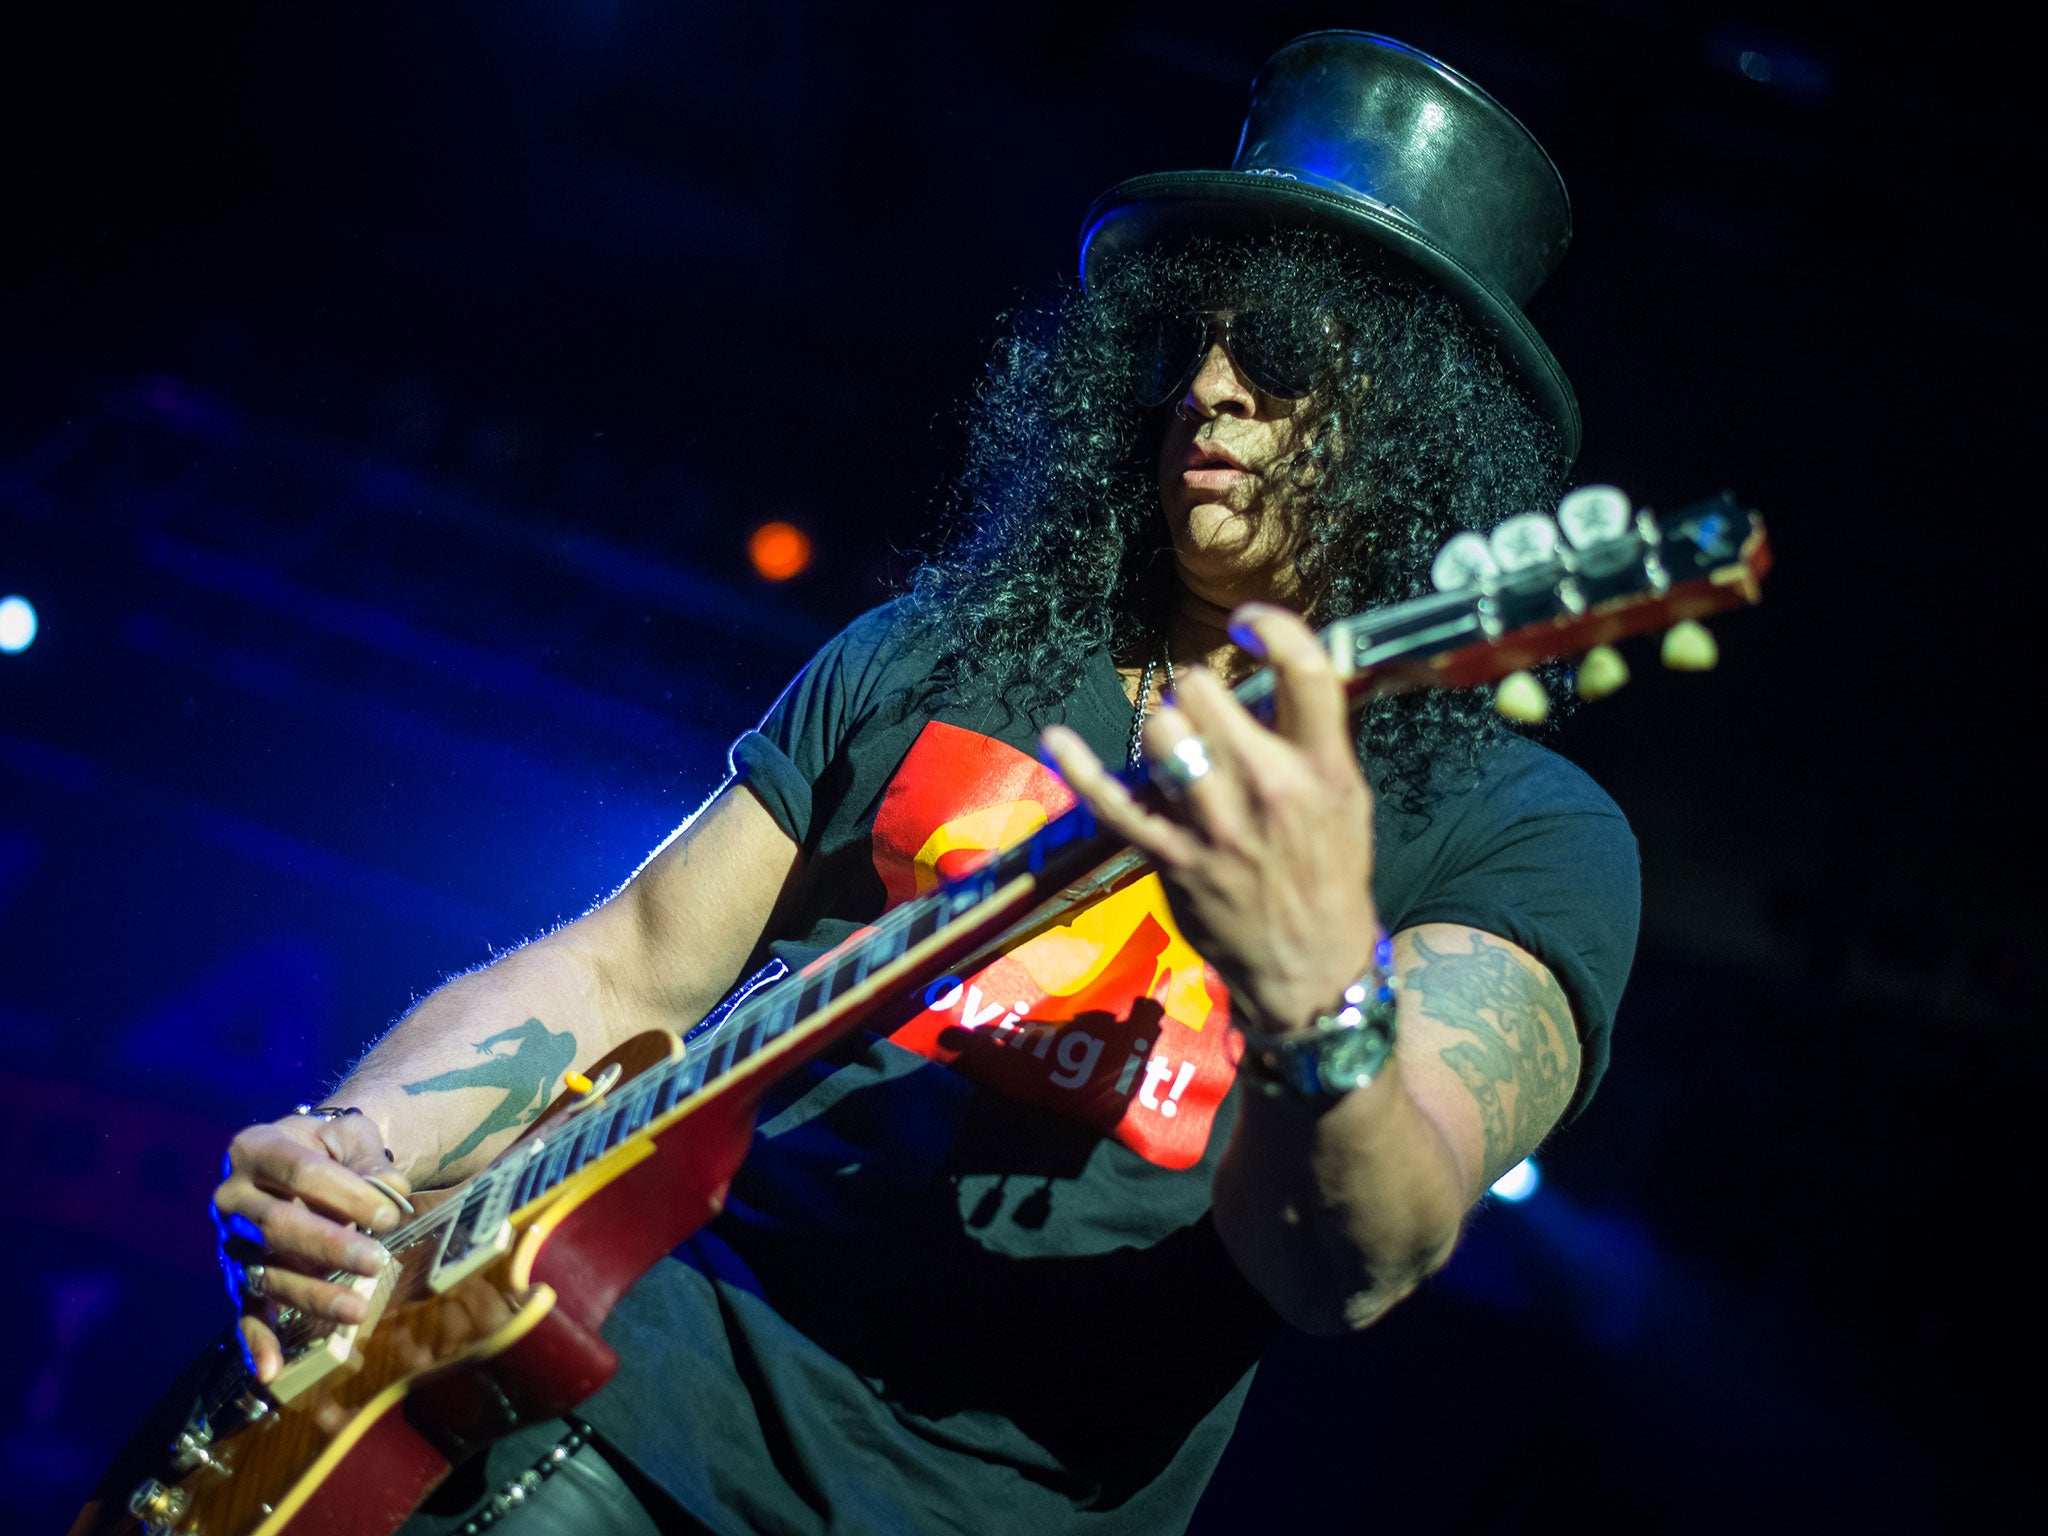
{"left": 250, "top": 1259, "right": 374, "bottom": 1323}
{"left": 234, "top": 1276, "right": 372, "bottom": 1386}
{"left": 1160, "top": 665, "right": 1275, "bottom": 792}
{"left": 1040, "top": 725, "right": 1204, "bottom": 868}
{"left": 213, "top": 1118, "right": 397, "bottom": 1313}
{"left": 228, "top": 1119, "right": 405, "bottom": 1234}
{"left": 215, "top": 1112, "right": 408, "bottom": 1385}
{"left": 316, "top": 1113, "right": 414, "bottom": 1201}
{"left": 1227, "top": 604, "right": 1354, "bottom": 771}
{"left": 240, "top": 1315, "right": 284, "bottom": 1385}
{"left": 232, "top": 1251, "right": 379, "bottom": 1385}
{"left": 1138, "top": 692, "right": 1255, "bottom": 845}
{"left": 221, "top": 1186, "right": 390, "bottom": 1276}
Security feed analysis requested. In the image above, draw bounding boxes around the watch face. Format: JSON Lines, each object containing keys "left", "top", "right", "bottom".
{"left": 1316, "top": 1026, "right": 1392, "bottom": 1094}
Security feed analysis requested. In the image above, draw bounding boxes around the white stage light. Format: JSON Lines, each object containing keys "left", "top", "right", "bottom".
{"left": 0, "top": 596, "right": 36, "bottom": 654}
{"left": 1490, "top": 1157, "right": 1540, "bottom": 1202}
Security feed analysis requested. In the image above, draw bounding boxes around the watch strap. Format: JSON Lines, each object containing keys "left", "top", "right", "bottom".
{"left": 1240, "top": 935, "right": 1399, "bottom": 1100}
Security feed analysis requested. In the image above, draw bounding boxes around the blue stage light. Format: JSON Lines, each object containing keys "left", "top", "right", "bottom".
{"left": 1490, "top": 1157, "right": 1540, "bottom": 1202}
{"left": 0, "top": 596, "right": 36, "bottom": 654}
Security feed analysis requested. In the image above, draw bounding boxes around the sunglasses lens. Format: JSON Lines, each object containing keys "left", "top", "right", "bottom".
{"left": 1133, "top": 312, "right": 1207, "bottom": 406}
{"left": 1231, "top": 308, "right": 1329, "bottom": 399}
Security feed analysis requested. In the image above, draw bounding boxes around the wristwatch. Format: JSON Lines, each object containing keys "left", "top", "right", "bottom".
{"left": 1239, "top": 936, "right": 1399, "bottom": 1101}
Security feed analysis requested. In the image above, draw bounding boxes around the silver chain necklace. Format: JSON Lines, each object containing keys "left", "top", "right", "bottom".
{"left": 1125, "top": 645, "right": 1179, "bottom": 767}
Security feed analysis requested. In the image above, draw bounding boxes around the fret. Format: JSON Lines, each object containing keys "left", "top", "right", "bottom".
{"left": 881, "top": 917, "right": 911, "bottom": 961}
{"left": 545, "top": 1130, "right": 579, "bottom": 1184}
{"left": 526, "top": 1149, "right": 555, "bottom": 1204}
{"left": 795, "top": 971, "right": 829, "bottom": 1020}
{"left": 825, "top": 953, "right": 862, "bottom": 1002}
{"left": 625, "top": 1087, "right": 655, "bottom": 1133}
{"left": 542, "top": 1133, "right": 574, "bottom": 1190}
{"left": 753, "top": 991, "right": 796, "bottom": 1043}
{"left": 905, "top": 900, "right": 941, "bottom": 945}
{"left": 863, "top": 917, "right": 908, "bottom": 974}
{"left": 570, "top": 1117, "right": 606, "bottom": 1170}
{"left": 648, "top": 1072, "right": 679, "bottom": 1117}
{"left": 993, "top": 837, "right": 1031, "bottom": 882}
{"left": 514, "top": 1152, "right": 548, "bottom": 1207}
{"left": 725, "top": 1022, "right": 762, "bottom": 1068}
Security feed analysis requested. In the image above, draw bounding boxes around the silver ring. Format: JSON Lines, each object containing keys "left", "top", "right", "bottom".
{"left": 241, "top": 1262, "right": 268, "bottom": 1300}
{"left": 1150, "top": 734, "right": 1213, "bottom": 800}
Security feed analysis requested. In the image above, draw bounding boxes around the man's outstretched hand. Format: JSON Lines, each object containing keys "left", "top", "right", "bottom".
{"left": 211, "top": 1111, "right": 412, "bottom": 1383}
{"left": 1041, "top": 603, "right": 1381, "bottom": 1035}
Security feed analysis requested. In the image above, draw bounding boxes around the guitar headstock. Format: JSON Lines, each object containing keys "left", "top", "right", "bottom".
{"left": 1326, "top": 486, "right": 1770, "bottom": 719}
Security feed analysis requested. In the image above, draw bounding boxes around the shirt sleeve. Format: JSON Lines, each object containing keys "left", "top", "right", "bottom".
{"left": 727, "top": 601, "right": 912, "bottom": 850}
{"left": 1397, "top": 750, "right": 1641, "bottom": 1117}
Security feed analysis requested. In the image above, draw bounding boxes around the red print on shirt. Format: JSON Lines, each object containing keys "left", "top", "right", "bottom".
{"left": 872, "top": 720, "right": 1240, "bottom": 1170}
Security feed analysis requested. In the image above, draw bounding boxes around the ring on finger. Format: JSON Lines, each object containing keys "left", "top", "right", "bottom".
{"left": 1150, "top": 734, "right": 1213, "bottom": 801}
{"left": 241, "top": 1261, "right": 269, "bottom": 1300}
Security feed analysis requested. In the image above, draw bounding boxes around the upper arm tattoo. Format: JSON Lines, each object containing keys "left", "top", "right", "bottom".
{"left": 1404, "top": 931, "right": 1579, "bottom": 1184}
{"left": 401, "top": 1017, "right": 578, "bottom": 1171}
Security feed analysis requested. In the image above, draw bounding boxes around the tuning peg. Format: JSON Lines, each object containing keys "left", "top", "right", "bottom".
{"left": 1557, "top": 485, "right": 1633, "bottom": 550}
{"left": 1494, "top": 670, "right": 1550, "bottom": 722}
{"left": 1489, "top": 512, "right": 1561, "bottom": 573}
{"left": 1431, "top": 531, "right": 1499, "bottom": 592}
{"left": 1660, "top": 620, "right": 1718, "bottom": 671}
{"left": 1575, "top": 645, "right": 1630, "bottom": 700}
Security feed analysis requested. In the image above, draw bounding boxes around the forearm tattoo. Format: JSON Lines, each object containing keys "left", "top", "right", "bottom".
{"left": 1406, "top": 933, "right": 1578, "bottom": 1181}
{"left": 401, "top": 1017, "right": 578, "bottom": 1171}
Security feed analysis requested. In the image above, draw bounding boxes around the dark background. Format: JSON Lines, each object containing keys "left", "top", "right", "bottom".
{"left": 2, "top": 2, "right": 2034, "bottom": 1530}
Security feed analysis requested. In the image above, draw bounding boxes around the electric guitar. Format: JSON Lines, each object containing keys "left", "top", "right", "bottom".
{"left": 75, "top": 486, "right": 1770, "bottom": 1536}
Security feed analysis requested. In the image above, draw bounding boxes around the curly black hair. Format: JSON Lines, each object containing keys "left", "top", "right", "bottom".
{"left": 905, "top": 230, "right": 1570, "bottom": 811}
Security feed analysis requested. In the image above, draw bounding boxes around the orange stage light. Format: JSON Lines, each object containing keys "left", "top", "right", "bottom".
{"left": 748, "top": 521, "right": 813, "bottom": 581}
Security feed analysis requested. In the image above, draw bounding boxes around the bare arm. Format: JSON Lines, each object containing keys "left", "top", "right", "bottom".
{"left": 1211, "top": 923, "right": 1579, "bottom": 1334}
{"left": 211, "top": 782, "right": 801, "bottom": 1379}
{"left": 332, "top": 783, "right": 802, "bottom": 1187}
{"left": 1045, "top": 604, "right": 1589, "bottom": 1337}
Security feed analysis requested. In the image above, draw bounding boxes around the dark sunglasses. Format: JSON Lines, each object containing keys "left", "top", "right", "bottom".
{"left": 1132, "top": 306, "right": 1337, "bottom": 407}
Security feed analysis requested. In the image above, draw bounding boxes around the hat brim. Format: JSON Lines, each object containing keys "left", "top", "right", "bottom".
{"left": 1080, "top": 170, "right": 1580, "bottom": 463}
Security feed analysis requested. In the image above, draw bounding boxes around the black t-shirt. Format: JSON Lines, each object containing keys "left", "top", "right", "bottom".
{"left": 581, "top": 600, "right": 1639, "bottom": 1535}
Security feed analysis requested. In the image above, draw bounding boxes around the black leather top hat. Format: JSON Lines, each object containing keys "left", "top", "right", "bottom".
{"left": 1081, "top": 31, "right": 1579, "bottom": 460}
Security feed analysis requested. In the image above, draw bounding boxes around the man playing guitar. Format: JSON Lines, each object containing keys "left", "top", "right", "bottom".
{"left": 198, "top": 33, "right": 1639, "bottom": 1536}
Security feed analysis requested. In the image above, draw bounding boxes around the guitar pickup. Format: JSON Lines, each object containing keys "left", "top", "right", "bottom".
{"left": 429, "top": 1181, "right": 515, "bottom": 1294}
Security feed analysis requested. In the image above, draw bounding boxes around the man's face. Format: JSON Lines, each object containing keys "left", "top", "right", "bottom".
{"left": 1155, "top": 326, "right": 1317, "bottom": 608}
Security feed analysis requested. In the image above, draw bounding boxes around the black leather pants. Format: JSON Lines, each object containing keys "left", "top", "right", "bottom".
{"left": 397, "top": 1419, "right": 717, "bottom": 1536}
